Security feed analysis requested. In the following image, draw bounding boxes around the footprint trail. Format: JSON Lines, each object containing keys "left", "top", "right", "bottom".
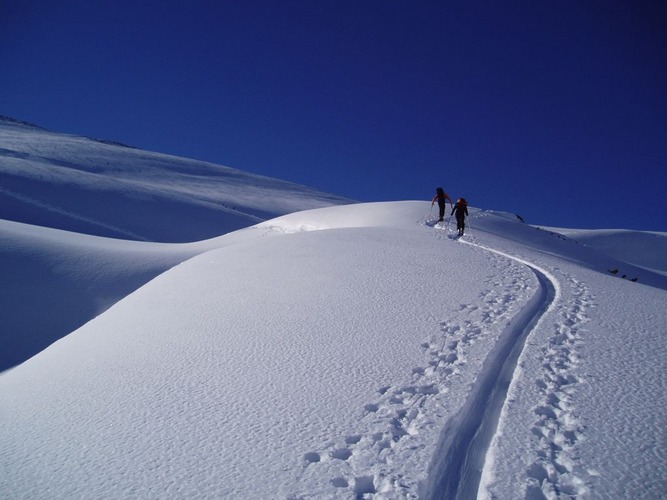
{"left": 524, "top": 275, "right": 594, "bottom": 498}
{"left": 289, "top": 220, "right": 594, "bottom": 499}
{"left": 291, "top": 244, "right": 538, "bottom": 498}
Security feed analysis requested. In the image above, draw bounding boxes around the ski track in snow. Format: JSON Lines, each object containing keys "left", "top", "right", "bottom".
{"left": 289, "top": 220, "right": 544, "bottom": 498}
{"left": 0, "top": 185, "right": 149, "bottom": 241}
{"left": 458, "top": 226, "right": 595, "bottom": 499}
{"left": 288, "top": 217, "right": 598, "bottom": 499}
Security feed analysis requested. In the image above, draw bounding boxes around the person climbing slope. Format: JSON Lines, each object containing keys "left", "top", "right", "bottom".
{"left": 452, "top": 198, "right": 469, "bottom": 236}
{"left": 431, "top": 187, "right": 453, "bottom": 222}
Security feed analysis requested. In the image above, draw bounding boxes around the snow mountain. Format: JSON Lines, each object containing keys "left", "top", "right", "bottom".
{"left": 0, "top": 115, "right": 352, "bottom": 242}
{"left": 1, "top": 118, "right": 666, "bottom": 499}
{"left": 0, "top": 116, "right": 352, "bottom": 372}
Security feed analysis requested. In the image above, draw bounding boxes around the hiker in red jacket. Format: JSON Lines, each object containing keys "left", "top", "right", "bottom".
{"left": 431, "top": 187, "right": 453, "bottom": 222}
{"left": 452, "top": 198, "right": 469, "bottom": 236}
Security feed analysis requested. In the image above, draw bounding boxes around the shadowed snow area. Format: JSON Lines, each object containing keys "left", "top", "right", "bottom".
{"left": 1, "top": 200, "right": 666, "bottom": 499}
{"left": 0, "top": 117, "right": 351, "bottom": 372}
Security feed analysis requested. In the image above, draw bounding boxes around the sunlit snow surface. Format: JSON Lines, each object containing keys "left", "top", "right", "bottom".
{"left": 1, "top": 201, "right": 666, "bottom": 499}
{"left": 1, "top": 118, "right": 666, "bottom": 499}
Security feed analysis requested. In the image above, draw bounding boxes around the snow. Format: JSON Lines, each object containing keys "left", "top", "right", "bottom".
{"left": 546, "top": 227, "right": 667, "bottom": 275}
{"left": 0, "top": 116, "right": 352, "bottom": 242}
{"left": 1, "top": 119, "right": 666, "bottom": 498}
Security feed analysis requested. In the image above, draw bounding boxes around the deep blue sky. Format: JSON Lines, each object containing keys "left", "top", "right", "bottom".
{"left": 1, "top": 1, "right": 665, "bottom": 230}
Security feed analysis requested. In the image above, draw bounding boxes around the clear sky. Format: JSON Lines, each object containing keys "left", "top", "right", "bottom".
{"left": 1, "top": 1, "right": 665, "bottom": 230}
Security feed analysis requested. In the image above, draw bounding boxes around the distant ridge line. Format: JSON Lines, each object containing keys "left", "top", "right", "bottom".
{"left": 0, "top": 115, "right": 44, "bottom": 130}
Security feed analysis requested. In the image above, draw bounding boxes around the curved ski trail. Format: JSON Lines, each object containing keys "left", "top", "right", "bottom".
{"left": 424, "top": 239, "right": 559, "bottom": 499}
{"left": 287, "top": 219, "right": 592, "bottom": 499}
{"left": 453, "top": 233, "right": 594, "bottom": 499}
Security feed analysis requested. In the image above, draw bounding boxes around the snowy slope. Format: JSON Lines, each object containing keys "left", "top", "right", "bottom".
{"left": 0, "top": 116, "right": 351, "bottom": 371}
{"left": 0, "top": 116, "right": 352, "bottom": 242}
{"left": 547, "top": 226, "right": 667, "bottom": 275}
{"left": 1, "top": 201, "right": 666, "bottom": 499}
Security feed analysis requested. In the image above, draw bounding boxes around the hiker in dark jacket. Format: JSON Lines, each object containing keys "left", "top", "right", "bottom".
{"left": 431, "top": 187, "right": 453, "bottom": 222}
{"left": 452, "top": 198, "right": 469, "bottom": 236}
